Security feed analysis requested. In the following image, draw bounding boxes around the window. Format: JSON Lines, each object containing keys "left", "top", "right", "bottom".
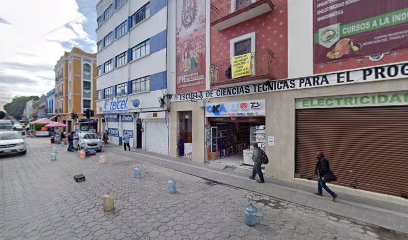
{"left": 115, "top": 52, "right": 127, "bottom": 68}
{"left": 97, "top": 65, "right": 103, "bottom": 76}
{"left": 115, "top": 0, "right": 126, "bottom": 9}
{"left": 83, "top": 63, "right": 91, "bottom": 80}
{"left": 131, "top": 3, "right": 150, "bottom": 27}
{"left": 83, "top": 81, "right": 91, "bottom": 91}
{"left": 236, "top": 0, "right": 252, "bottom": 11}
{"left": 131, "top": 76, "right": 150, "bottom": 94}
{"left": 104, "top": 32, "right": 114, "bottom": 46}
{"left": 104, "top": 87, "right": 114, "bottom": 99}
{"left": 104, "top": 4, "right": 114, "bottom": 20}
{"left": 115, "top": 20, "right": 128, "bottom": 39}
{"left": 97, "top": 90, "right": 103, "bottom": 100}
{"left": 131, "top": 39, "right": 150, "bottom": 61}
{"left": 104, "top": 60, "right": 113, "bottom": 72}
{"left": 97, "top": 41, "right": 103, "bottom": 51}
{"left": 234, "top": 39, "right": 252, "bottom": 56}
{"left": 97, "top": 16, "right": 103, "bottom": 27}
{"left": 116, "top": 83, "right": 128, "bottom": 96}
{"left": 83, "top": 100, "right": 91, "bottom": 109}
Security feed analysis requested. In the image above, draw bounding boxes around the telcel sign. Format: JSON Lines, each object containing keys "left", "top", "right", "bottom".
{"left": 104, "top": 97, "right": 128, "bottom": 113}
{"left": 206, "top": 100, "right": 265, "bottom": 117}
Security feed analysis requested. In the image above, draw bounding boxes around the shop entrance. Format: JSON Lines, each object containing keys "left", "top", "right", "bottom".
{"left": 207, "top": 117, "right": 265, "bottom": 167}
{"left": 136, "top": 122, "right": 142, "bottom": 149}
{"left": 178, "top": 111, "right": 192, "bottom": 158}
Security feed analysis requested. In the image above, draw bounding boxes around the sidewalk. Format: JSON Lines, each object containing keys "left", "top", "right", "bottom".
{"left": 107, "top": 146, "right": 408, "bottom": 235}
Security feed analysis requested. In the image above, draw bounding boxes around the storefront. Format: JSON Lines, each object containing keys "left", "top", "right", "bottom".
{"left": 139, "top": 111, "right": 168, "bottom": 155}
{"left": 121, "top": 115, "right": 135, "bottom": 148}
{"left": 104, "top": 114, "right": 120, "bottom": 145}
{"left": 205, "top": 100, "right": 266, "bottom": 166}
{"left": 295, "top": 92, "right": 408, "bottom": 197}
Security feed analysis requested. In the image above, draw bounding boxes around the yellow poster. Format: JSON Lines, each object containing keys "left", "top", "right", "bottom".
{"left": 231, "top": 53, "right": 252, "bottom": 79}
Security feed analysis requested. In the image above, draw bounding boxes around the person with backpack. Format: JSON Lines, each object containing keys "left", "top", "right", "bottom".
{"left": 314, "top": 152, "right": 338, "bottom": 201}
{"left": 249, "top": 143, "right": 267, "bottom": 183}
{"left": 123, "top": 132, "right": 130, "bottom": 151}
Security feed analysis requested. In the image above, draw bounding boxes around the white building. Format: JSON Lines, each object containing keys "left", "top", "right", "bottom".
{"left": 96, "top": 0, "right": 170, "bottom": 154}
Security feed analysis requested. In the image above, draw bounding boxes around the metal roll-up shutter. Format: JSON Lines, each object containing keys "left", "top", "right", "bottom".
{"left": 296, "top": 106, "right": 408, "bottom": 198}
{"left": 145, "top": 120, "right": 168, "bottom": 155}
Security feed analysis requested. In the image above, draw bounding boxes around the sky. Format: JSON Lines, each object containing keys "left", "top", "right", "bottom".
{"left": 0, "top": 0, "right": 99, "bottom": 110}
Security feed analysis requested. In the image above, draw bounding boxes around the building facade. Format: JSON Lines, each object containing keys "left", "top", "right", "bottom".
{"left": 46, "top": 89, "right": 55, "bottom": 115}
{"left": 96, "top": 0, "right": 170, "bottom": 154}
{"left": 54, "top": 48, "right": 101, "bottom": 133}
{"left": 168, "top": 0, "right": 408, "bottom": 198}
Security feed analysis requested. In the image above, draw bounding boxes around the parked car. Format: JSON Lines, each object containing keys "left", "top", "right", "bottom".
{"left": 0, "top": 120, "right": 13, "bottom": 131}
{"left": 13, "top": 123, "right": 24, "bottom": 131}
{"left": 78, "top": 132, "right": 102, "bottom": 152}
{"left": 0, "top": 131, "right": 27, "bottom": 156}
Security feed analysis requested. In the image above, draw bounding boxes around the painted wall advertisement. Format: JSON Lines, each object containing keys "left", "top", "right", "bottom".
{"left": 176, "top": 0, "right": 206, "bottom": 94}
{"left": 314, "top": 0, "right": 408, "bottom": 64}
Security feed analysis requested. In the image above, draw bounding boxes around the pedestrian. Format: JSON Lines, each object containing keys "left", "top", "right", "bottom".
{"left": 103, "top": 130, "right": 109, "bottom": 147}
{"left": 314, "top": 152, "right": 338, "bottom": 201}
{"left": 67, "top": 131, "right": 74, "bottom": 152}
{"left": 73, "top": 132, "right": 79, "bottom": 151}
{"left": 249, "top": 143, "right": 265, "bottom": 183}
{"left": 123, "top": 132, "right": 130, "bottom": 151}
{"left": 60, "top": 131, "right": 66, "bottom": 145}
{"left": 178, "top": 134, "right": 185, "bottom": 157}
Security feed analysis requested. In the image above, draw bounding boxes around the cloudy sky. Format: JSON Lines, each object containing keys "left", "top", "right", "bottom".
{"left": 0, "top": 0, "right": 99, "bottom": 110}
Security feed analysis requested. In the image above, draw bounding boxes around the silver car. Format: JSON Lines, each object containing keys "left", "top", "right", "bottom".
{"left": 78, "top": 132, "right": 102, "bottom": 152}
{"left": 0, "top": 131, "right": 27, "bottom": 156}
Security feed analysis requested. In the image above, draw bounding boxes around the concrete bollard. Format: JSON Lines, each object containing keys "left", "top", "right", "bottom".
{"left": 134, "top": 167, "right": 141, "bottom": 178}
{"left": 103, "top": 193, "right": 114, "bottom": 212}
{"left": 52, "top": 147, "right": 57, "bottom": 153}
{"left": 168, "top": 179, "right": 176, "bottom": 194}
{"left": 50, "top": 152, "right": 57, "bottom": 161}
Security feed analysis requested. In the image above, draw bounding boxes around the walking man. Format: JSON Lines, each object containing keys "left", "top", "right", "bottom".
{"left": 249, "top": 143, "right": 265, "bottom": 183}
{"left": 67, "top": 131, "right": 74, "bottom": 152}
{"left": 314, "top": 152, "right": 338, "bottom": 201}
{"left": 123, "top": 132, "right": 130, "bottom": 151}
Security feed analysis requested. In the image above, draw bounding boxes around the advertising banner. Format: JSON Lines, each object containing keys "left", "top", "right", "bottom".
{"left": 176, "top": 0, "right": 206, "bottom": 94}
{"left": 123, "top": 130, "right": 134, "bottom": 138}
{"left": 314, "top": 0, "right": 408, "bottom": 64}
{"left": 121, "top": 115, "right": 133, "bottom": 122}
{"left": 232, "top": 53, "right": 252, "bottom": 79}
{"left": 206, "top": 99, "right": 265, "bottom": 117}
{"left": 108, "top": 128, "right": 119, "bottom": 137}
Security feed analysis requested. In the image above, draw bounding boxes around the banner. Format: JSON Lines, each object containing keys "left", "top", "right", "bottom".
{"left": 206, "top": 100, "right": 265, "bottom": 117}
{"left": 314, "top": 0, "right": 408, "bottom": 65}
{"left": 232, "top": 53, "right": 252, "bottom": 79}
{"left": 176, "top": 0, "right": 206, "bottom": 94}
{"left": 171, "top": 63, "right": 408, "bottom": 101}
{"left": 108, "top": 128, "right": 119, "bottom": 137}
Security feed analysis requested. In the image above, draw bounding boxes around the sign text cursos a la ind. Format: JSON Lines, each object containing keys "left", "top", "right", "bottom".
{"left": 171, "top": 63, "right": 408, "bottom": 102}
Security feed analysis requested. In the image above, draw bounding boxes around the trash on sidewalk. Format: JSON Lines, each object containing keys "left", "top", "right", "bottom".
{"left": 79, "top": 150, "right": 86, "bottom": 159}
{"left": 245, "top": 203, "right": 258, "bottom": 226}
{"left": 103, "top": 193, "right": 114, "bottom": 212}
{"left": 134, "top": 167, "right": 141, "bottom": 178}
{"left": 99, "top": 155, "right": 107, "bottom": 164}
{"left": 168, "top": 179, "right": 176, "bottom": 194}
{"left": 74, "top": 174, "right": 86, "bottom": 183}
{"left": 50, "top": 152, "right": 57, "bottom": 161}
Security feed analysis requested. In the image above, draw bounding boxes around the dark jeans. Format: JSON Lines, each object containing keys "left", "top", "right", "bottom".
{"left": 123, "top": 143, "right": 130, "bottom": 151}
{"left": 251, "top": 163, "right": 264, "bottom": 182}
{"left": 318, "top": 178, "right": 336, "bottom": 197}
{"left": 67, "top": 141, "right": 73, "bottom": 152}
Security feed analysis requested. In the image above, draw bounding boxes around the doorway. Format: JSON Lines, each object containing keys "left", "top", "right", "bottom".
{"left": 136, "top": 122, "right": 142, "bottom": 149}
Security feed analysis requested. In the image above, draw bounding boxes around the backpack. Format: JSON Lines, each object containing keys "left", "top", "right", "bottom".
{"left": 260, "top": 150, "right": 269, "bottom": 164}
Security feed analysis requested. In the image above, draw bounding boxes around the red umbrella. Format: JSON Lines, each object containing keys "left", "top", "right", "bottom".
{"left": 44, "top": 122, "right": 68, "bottom": 128}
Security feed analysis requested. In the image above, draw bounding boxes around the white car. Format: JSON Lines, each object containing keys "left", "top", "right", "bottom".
{"left": 0, "top": 131, "right": 27, "bottom": 156}
{"left": 78, "top": 132, "right": 102, "bottom": 152}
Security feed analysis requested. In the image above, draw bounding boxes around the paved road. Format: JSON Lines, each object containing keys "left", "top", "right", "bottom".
{"left": 0, "top": 138, "right": 406, "bottom": 240}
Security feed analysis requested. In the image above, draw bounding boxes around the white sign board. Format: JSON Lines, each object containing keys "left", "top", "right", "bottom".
{"left": 268, "top": 136, "right": 275, "bottom": 146}
{"left": 205, "top": 99, "right": 265, "bottom": 117}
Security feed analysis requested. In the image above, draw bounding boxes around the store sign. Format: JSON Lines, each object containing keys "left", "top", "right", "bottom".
{"left": 103, "top": 97, "right": 128, "bottom": 113}
{"left": 108, "top": 128, "right": 119, "bottom": 137}
{"left": 171, "top": 63, "right": 408, "bottom": 102}
{"left": 296, "top": 92, "right": 408, "bottom": 109}
{"left": 139, "top": 111, "right": 166, "bottom": 119}
{"left": 105, "top": 114, "right": 119, "bottom": 122}
{"left": 123, "top": 130, "right": 133, "bottom": 138}
{"left": 121, "top": 115, "right": 133, "bottom": 122}
{"left": 205, "top": 100, "right": 265, "bottom": 117}
{"left": 232, "top": 53, "right": 252, "bottom": 79}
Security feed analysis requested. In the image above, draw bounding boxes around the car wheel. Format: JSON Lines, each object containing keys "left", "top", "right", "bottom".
{"left": 21, "top": 151, "right": 27, "bottom": 155}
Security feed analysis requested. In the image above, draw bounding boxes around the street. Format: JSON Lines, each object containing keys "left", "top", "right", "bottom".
{"left": 0, "top": 138, "right": 406, "bottom": 240}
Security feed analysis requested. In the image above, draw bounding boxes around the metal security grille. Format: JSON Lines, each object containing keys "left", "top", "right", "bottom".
{"left": 295, "top": 106, "right": 408, "bottom": 198}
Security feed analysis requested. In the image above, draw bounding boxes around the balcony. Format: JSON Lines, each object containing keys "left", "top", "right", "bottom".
{"left": 210, "top": 49, "right": 276, "bottom": 86}
{"left": 211, "top": 0, "right": 274, "bottom": 31}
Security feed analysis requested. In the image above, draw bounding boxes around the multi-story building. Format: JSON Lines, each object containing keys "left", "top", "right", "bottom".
{"left": 54, "top": 47, "right": 102, "bottom": 132}
{"left": 46, "top": 89, "right": 55, "bottom": 115}
{"left": 168, "top": 0, "right": 408, "bottom": 198}
{"left": 96, "top": 0, "right": 170, "bottom": 154}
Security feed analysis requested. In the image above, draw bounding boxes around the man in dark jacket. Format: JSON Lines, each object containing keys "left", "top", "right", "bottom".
{"left": 249, "top": 143, "right": 265, "bottom": 183}
{"left": 67, "top": 131, "right": 74, "bottom": 152}
{"left": 314, "top": 152, "right": 337, "bottom": 201}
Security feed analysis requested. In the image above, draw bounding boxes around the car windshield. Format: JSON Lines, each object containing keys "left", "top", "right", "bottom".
{"left": 83, "top": 134, "right": 98, "bottom": 139}
{"left": 0, "top": 132, "right": 21, "bottom": 140}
